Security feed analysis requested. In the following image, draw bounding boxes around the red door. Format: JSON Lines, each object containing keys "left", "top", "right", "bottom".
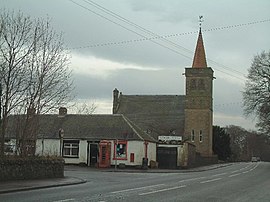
{"left": 99, "top": 141, "right": 111, "bottom": 168}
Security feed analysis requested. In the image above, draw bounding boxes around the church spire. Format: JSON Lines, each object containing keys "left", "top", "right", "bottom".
{"left": 192, "top": 16, "right": 207, "bottom": 68}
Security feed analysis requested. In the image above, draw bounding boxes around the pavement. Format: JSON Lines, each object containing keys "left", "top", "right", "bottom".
{"left": 0, "top": 163, "right": 232, "bottom": 194}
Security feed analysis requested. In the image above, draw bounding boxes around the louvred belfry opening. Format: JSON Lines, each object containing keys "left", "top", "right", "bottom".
{"left": 192, "top": 28, "right": 207, "bottom": 68}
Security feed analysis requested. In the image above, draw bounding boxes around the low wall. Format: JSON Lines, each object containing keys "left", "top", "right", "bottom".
{"left": 179, "top": 143, "right": 218, "bottom": 168}
{"left": 0, "top": 156, "right": 64, "bottom": 181}
{"left": 194, "top": 154, "right": 218, "bottom": 167}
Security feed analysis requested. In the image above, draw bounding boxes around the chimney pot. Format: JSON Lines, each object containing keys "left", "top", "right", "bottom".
{"left": 59, "top": 107, "right": 67, "bottom": 117}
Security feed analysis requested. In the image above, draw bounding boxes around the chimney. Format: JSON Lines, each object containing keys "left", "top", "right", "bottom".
{"left": 27, "top": 107, "right": 36, "bottom": 118}
{"left": 113, "top": 88, "right": 119, "bottom": 114}
{"left": 59, "top": 107, "right": 67, "bottom": 117}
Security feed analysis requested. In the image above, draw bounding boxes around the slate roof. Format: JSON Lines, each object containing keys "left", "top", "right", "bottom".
{"left": 6, "top": 114, "right": 155, "bottom": 142}
{"left": 114, "top": 94, "right": 186, "bottom": 140}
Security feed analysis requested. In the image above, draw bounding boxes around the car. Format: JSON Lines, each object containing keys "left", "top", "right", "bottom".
{"left": 251, "top": 157, "right": 258, "bottom": 162}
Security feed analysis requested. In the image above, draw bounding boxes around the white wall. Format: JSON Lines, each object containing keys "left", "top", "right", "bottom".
{"left": 110, "top": 140, "right": 156, "bottom": 166}
{"left": 36, "top": 139, "right": 88, "bottom": 165}
{"left": 147, "top": 142, "right": 157, "bottom": 165}
{"left": 36, "top": 139, "right": 60, "bottom": 156}
{"left": 37, "top": 138, "right": 157, "bottom": 167}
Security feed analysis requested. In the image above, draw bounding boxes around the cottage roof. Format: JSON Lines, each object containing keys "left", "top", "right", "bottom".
{"left": 114, "top": 94, "right": 185, "bottom": 140}
{"left": 6, "top": 114, "right": 155, "bottom": 142}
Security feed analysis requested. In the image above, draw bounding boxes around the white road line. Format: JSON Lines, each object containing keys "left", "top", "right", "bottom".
{"left": 212, "top": 172, "right": 227, "bottom": 177}
{"left": 242, "top": 171, "right": 249, "bottom": 174}
{"left": 110, "top": 184, "right": 165, "bottom": 194}
{"left": 239, "top": 164, "right": 251, "bottom": 171}
{"left": 139, "top": 185, "right": 186, "bottom": 196}
{"left": 178, "top": 176, "right": 206, "bottom": 183}
{"left": 53, "top": 199, "right": 75, "bottom": 202}
{"left": 229, "top": 173, "right": 241, "bottom": 178}
{"left": 200, "top": 178, "right": 222, "bottom": 184}
{"left": 231, "top": 170, "right": 239, "bottom": 173}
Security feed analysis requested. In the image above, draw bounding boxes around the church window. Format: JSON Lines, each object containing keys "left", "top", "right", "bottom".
{"left": 198, "top": 79, "right": 205, "bottom": 90}
{"left": 190, "top": 79, "right": 197, "bottom": 90}
{"left": 191, "top": 130, "right": 195, "bottom": 142}
{"left": 199, "top": 130, "right": 203, "bottom": 142}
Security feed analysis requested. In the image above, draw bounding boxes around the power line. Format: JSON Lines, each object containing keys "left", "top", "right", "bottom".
{"left": 69, "top": 18, "right": 270, "bottom": 52}
{"left": 68, "top": 0, "right": 267, "bottom": 81}
{"left": 82, "top": 0, "right": 260, "bottom": 78}
{"left": 68, "top": 0, "right": 192, "bottom": 60}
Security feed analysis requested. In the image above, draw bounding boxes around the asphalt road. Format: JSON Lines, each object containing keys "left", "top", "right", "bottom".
{"left": 1, "top": 162, "right": 270, "bottom": 202}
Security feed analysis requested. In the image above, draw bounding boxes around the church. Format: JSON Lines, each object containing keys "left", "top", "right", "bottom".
{"left": 112, "top": 27, "right": 216, "bottom": 168}
{"left": 5, "top": 27, "right": 217, "bottom": 169}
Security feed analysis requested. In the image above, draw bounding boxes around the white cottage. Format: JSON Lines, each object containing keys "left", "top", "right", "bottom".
{"left": 6, "top": 108, "right": 157, "bottom": 168}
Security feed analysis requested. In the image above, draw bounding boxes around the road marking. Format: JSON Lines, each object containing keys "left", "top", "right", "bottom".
{"left": 110, "top": 184, "right": 165, "bottom": 194}
{"left": 178, "top": 176, "right": 206, "bottom": 183}
{"left": 229, "top": 173, "right": 241, "bottom": 178}
{"left": 200, "top": 178, "right": 222, "bottom": 184}
{"left": 139, "top": 185, "right": 186, "bottom": 196}
{"left": 242, "top": 171, "right": 249, "bottom": 174}
{"left": 231, "top": 170, "right": 239, "bottom": 173}
{"left": 212, "top": 172, "right": 227, "bottom": 177}
{"left": 53, "top": 199, "right": 75, "bottom": 202}
{"left": 239, "top": 164, "right": 252, "bottom": 171}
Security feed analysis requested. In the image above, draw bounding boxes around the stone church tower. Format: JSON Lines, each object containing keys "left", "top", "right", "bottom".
{"left": 184, "top": 28, "right": 214, "bottom": 157}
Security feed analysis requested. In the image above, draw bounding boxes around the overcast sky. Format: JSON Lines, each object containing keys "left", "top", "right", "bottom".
{"left": 1, "top": 0, "right": 270, "bottom": 130}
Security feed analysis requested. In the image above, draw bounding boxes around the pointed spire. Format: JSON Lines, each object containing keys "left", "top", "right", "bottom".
{"left": 192, "top": 18, "right": 207, "bottom": 68}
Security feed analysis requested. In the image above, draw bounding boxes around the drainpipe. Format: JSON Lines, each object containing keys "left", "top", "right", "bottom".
{"left": 59, "top": 129, "right": 64, "bottom": 156}
{"left": 144, "top": 141, "right": 148, "bottom": 158}
{"left": 142, "top": 141, "right": 149, "bottom": 169}
{"left": 114, "top": 139, "right": 118, "bottom": 171}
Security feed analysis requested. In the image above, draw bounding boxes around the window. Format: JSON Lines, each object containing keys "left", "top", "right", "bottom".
{"left": 63, "top": 140, "right": 79, "bottom": 158}
{"left": 191, "top": 130, "right": 195, "bottom": 142}
{"left": 190, "top": 79, "right": 197, "bottom": 90}
{"left": 199, "top": 130, "right": 203, "bottom": 142}
{"left": 114, "top": 140, "right": 127, "bottom": 160}
{"left": 198, "top": 79, "right": 205, "bottom": 90}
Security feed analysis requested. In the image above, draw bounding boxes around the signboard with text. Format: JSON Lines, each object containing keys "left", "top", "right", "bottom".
{"left": 158, "top": 136, "right": 182, "bottom": 144}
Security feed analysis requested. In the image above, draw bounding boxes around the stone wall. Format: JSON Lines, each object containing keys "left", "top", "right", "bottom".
{"left": 0, "top": 156, "right": 64, "bottom": 181}
{"left": 179, "top": 142, "right": 196, "bottom": 168}
{"left": 195, "top": 153, "right": 218, "bottom": 167}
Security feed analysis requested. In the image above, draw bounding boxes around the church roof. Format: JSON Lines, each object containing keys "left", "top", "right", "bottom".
{"left": 114, "top": 94, "right": 185, "bottom": 140}
{"left": 192, "top": 28, "right": 207, "bottom": 68}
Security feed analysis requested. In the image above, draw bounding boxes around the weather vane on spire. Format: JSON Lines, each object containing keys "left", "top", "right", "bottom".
{"left": 199, "top": 15, "right": 204, "bottom": 29}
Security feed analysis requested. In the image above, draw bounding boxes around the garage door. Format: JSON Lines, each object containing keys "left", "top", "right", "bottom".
{"left": 157, "top": 147, "right": 177, "bottom": 169}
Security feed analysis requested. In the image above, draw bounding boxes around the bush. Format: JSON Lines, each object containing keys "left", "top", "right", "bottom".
{"left": 0, "top": 155, "right": 64, "bottom": 181}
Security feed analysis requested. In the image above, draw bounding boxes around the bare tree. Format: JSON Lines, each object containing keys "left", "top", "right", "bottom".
{"left": 0, "top": 10, "right": 73, "bottom": 156}
{"left": 243, "top": 50, "right": 270, "bottom": 136}
{"left": 73, "top": 102, "right": 97, "bottom": 115}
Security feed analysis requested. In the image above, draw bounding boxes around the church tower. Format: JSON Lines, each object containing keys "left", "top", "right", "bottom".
{"left": 184, "top": 27, "right": 214, "bottom": 157}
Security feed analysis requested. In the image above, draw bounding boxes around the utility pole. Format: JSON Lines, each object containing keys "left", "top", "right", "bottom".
{"left": 0, "top": 82, "right": 2, "bottom": 122}
{"left": 0, "top": 82, "right": 2, "bottom": 156}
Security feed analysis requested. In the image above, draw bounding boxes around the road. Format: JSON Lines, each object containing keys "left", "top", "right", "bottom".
{"left": 1, "top": 162, "right": 270, "bottom": 202}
